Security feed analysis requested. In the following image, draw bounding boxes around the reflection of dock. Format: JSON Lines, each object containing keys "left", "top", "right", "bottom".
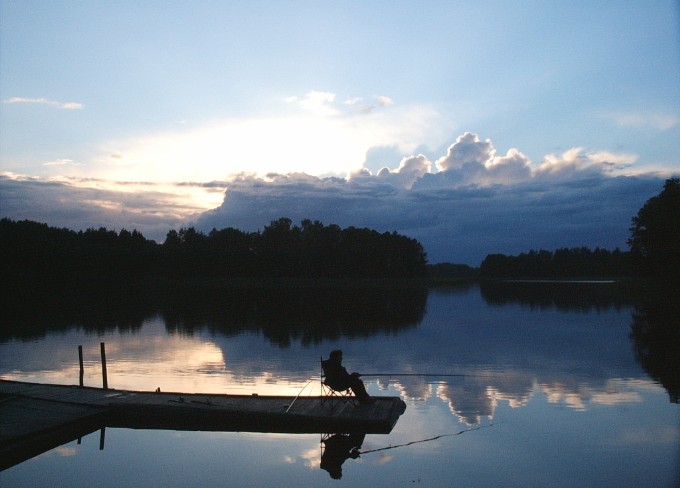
{"left": 0, "top": 379, "right": 406, "bottom": 470}
{"left": 0, "top": 391, "right": 107, "bottom": 471}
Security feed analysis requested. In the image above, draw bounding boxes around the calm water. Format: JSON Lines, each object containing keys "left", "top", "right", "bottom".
{"left": 1, "top": 283, "right": 678, "bottom": 487}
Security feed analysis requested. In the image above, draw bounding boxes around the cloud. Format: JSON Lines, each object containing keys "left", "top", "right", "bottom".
{"left": 95, "top": 101, "right": 448, "bottom": 182}
{"left": 196, "top": 171, "right": 659, "bottom": 265}
{"left": 436, "top": 132, "right": 495, "bottom": 172}
{"left": 535, "top": 147, "right": 639, "bottom": 179}
{"left": 192, "top": 133, "right": 670, "bottom": 264}
{"left": 289, "top": 91, "right": 396, "bottom": 116}
{"left": 0, "top": 173, "right": 224, "bottom": 241}
{"left": 43, "top": 159, "right": 83, "bottom": 167}
{"left": 295, "top": 90, "right": 338, "bottom": 116}
{"left": 3, "top": 97, "right": 84, "bottom": 110}
{"left": 604, "top": 111, "right": 679, "bottom": 131}
{"left": 374, "top": 154, "right": 432, "bottom": 189}
{"left": 376, "top": 95, "right": 394, "bottom": 107}
{"left": 430, "top": 132, "right": 532, "bottom": 186}
{"left": 3, "top": 133, "right": 674, "bottom": 264}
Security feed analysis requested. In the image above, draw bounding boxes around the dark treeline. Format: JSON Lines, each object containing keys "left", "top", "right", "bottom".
{"left": 479, "top": 178, "right": 680, "bottom": 281}
{"left": 0, "top": 217, "right": 428, "bottom": 288}
{"left": 479, "top": 247, "right": 633, "bottom": 279}
{"left": 1, "top": 219, "right": 159, "bottom": 289}
{"left": 163, "top": 217, "right": 427, "bottom": 279}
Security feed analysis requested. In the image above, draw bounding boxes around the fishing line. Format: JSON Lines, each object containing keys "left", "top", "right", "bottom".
{"left": 357, "top": 424, "right": 494, "bottom": 455}
{"left": 285, "top": 377, "right": 315, "bottom": 413}
{"left": 360, "top": 373, "right": 502, "bottom": 378}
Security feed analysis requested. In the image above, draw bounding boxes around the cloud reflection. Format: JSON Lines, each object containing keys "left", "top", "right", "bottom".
{"left": 0, "top": 284, "right": 670, "bottom": 427}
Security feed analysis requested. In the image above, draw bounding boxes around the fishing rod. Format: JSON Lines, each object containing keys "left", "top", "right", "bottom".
{"left": 359, "top": 373, "right": 501, "bottom": 378}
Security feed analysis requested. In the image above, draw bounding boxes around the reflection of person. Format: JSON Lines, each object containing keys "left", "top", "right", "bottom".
{"left": 322, "top": 349, "right": 373, "bottom": 404}
{"left": 320, "top": 433, "right": 365, "bottom": 479}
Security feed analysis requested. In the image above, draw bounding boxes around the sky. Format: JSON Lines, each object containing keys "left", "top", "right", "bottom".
{"left": 1, "top": 1, "right": 679, "bottom": 264}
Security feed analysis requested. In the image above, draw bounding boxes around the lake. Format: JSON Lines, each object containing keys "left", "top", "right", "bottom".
{"left": 1, "top": 282, "right": 678, "bottom": 487}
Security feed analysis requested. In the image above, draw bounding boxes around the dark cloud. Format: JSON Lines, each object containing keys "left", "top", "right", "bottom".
{"left": 193, "top": 171, "right": 666, "bottom": 265}
{"left": 0, "top": 175, "right": 209, "bottom": 241}
{"left": 194, "top": 133, "right": 672, "bottom": 264}
{"left": 2, "top": 133, "right": 675, "bottom": 264}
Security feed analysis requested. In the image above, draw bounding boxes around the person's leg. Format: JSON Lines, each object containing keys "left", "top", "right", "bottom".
{"left": 349, "top": 377, "right": 372, "bottom": 402}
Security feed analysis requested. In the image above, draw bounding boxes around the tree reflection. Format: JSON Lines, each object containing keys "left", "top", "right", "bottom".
{"left": 160, "top": 283, "right": 427, "bottom": 347}
{"left": 0, "top": 282, "right": 427, "bottom": 346}
{"left": 1, "top": 283, "right": 157, "bottom": 341}
{"left": 630, "top": 285, "right": 680, "bottom": 403}
{"left": 479, "top": 280, "right": 634, "bottom": 312}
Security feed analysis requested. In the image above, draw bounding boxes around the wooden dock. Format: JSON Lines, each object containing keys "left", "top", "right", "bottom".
{"left": 0, "top": 379, "right": 406, "bottom": 470}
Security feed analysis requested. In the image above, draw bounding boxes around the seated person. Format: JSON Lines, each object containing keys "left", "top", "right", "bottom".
{"left": 322, "top": 349, "right": 373, "bottom": 404}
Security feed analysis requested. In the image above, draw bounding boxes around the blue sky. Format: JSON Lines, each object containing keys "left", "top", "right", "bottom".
{"left": 1, "top": 1, "right": 679, "bottom": 263}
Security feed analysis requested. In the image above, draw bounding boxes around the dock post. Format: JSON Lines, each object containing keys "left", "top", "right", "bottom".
{"left": 99, "top": 427, "right": 106, "bottom": 450}
{"left": 78, "top": 345, "right": 84, "bottom": 387}
{"left": 100, "top": 342, "right": 108, "bottom": 390}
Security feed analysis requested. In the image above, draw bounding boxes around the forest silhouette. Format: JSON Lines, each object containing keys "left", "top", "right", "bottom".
{"left": 3, "top": 179, "right": 678, "bottom": 288}
{"left": 479, "top": 177, "right": 679, "bottom": 282}
{"left": 1, "top": 217, "right": 427, "bottom": 286}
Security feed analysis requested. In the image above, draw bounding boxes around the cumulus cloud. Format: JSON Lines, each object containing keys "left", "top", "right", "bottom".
{"left": 375, "top": 154, "right": 432, "bottom": 189}
{"left": 436, "top": 132, "right": 495, "bottom": 172}
{"left": 430, "top": 132, "right": 532, "bottom": 186}
{"left": 192, "top": 133, "right": 670, "bottom": 264}
{"left": 3, "top": 97, "right": 84, "bottom": 110}
{"left": 3, "top": 132, "right": 673, "bottom": 264}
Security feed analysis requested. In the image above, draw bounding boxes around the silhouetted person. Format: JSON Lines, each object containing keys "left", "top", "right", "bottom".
{"left": 320, "top": 433, "right": 365, "bottom": 479}
{"left": 322, "top": 349, "right": 373, "bottom": 404}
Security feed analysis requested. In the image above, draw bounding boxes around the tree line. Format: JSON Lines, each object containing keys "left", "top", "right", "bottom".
{"left": 163, "top": 217, "right": 427, "bottom": 278}
{"left": 0, "top": 217, "right": 428, "bottom": 288}
{"left": 2, "top": 178, "right": 677, "bottom": 285}
{"left": 479, "top": 247, "right": 632, "bottom": 279}
{"left": 480, "top": 178, "right": 680, "bottom": 281}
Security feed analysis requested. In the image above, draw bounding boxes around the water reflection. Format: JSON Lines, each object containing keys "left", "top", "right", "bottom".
{"left": 630, "top": 285, "right": 680, "bottom": 403}
{"left": 476, "top": 279, "right": 679, "bottom": 405}
{"left": 3, "top": 282, "right": 677, "bottom": 411}
{"left": 1, "top": 283, "right": 679, "bottom": 487}
{"left": 478, "top": 279, "right": 633, "bottom": 312}
{"left": 161, "top": 283, "right": 427, "bottom": 347}
{"left": 320, "top": 433, "right": 364, "bottom": 479}
{"left": 1, "top": 283, "right": 428, "bottom": 346}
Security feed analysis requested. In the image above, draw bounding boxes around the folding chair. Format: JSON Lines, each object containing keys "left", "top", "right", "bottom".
{"left": 320, "top": 356, "right": 358, "bottom": 408}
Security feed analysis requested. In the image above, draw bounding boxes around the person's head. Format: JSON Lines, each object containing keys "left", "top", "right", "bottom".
{"left": 329, "top": 349, "right": 343, "bottom": 362}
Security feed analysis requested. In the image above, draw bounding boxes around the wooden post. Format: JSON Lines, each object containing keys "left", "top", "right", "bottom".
{"left": 78, "top": 345, "right": 84, "bottom": 387}
{"left": 100, "top": 342, "right": 108, "bottom": 390}
{"left": 99, "top": 427, "right": 106, "bottom": 450}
